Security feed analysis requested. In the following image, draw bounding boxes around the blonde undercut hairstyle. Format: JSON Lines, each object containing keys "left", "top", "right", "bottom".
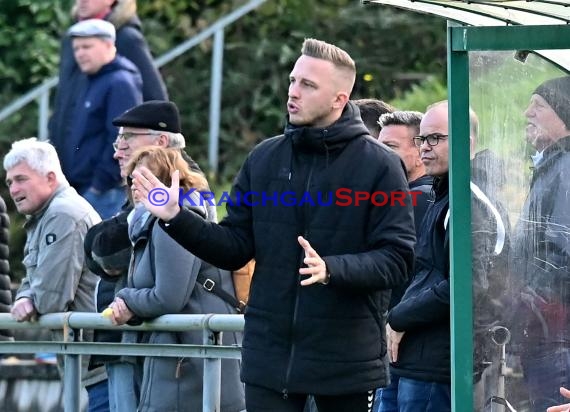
{"left": 301, "top": 38, "right": 356, "bottom": 93}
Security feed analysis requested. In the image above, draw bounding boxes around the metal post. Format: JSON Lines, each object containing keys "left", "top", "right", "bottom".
{"left": 38, "top": 88, "right": 50, "bottom": 141}
{"left": 208, "top": 28, "right": 224, "bottom": 178}
{"left": 203, "top": 315, "right": 222, "bottom": 412}
{"left": 63, "top": 328, "right": 81, "bottom": 412}
{"left": 448, "top": 23, "right": 474, "bottom": 412}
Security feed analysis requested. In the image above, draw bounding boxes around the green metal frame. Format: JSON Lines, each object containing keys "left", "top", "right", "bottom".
{"left": 448, "top": 24, "right": 570, "bottom": 412}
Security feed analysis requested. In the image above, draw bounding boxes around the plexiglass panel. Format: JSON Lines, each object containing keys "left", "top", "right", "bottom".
{"left": 469, "top": 50, "right": 569, "bottom": 411}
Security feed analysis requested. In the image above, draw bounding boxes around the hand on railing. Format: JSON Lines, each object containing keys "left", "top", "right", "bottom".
{"left": 102, "top": 297, "right": 133, "bottom": 325}
{"left": 11, "top": 297, "right": 38, "bottom": 322}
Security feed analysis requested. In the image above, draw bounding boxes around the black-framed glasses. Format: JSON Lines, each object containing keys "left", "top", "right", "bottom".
{"left": 113, "top": 130, "right": 161, "bottom": 151}
{"left": 413, "top": 133, "right": 448, "bottom": 148}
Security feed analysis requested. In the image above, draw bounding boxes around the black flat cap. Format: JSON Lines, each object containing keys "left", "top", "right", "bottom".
{"left": 113, "top": 100, "right": 182, "bottom": 133}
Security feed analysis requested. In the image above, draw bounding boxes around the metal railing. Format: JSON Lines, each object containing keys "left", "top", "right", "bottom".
{"left": 0, "top": 0, "right": 267, "bottom": 175}
{"left": 0, "top": 312, "right": 244, "bottom": 412}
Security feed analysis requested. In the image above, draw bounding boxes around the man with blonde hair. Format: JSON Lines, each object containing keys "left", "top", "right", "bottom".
{"left": 133, "top": 38, "right": 415, "bottom": 412}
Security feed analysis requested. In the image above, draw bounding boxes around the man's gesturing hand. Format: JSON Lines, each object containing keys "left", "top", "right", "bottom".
{"left": 298, "top": 236, "right": 329, "bottom": 286}
{"left": 132, "top": 167, "right": 181, "bottom": 222}
{"left": 386, "top": 323, "right": 405, "bottom": 363}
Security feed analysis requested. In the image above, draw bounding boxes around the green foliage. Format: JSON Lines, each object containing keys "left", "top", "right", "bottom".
{"left": 0, "top": 0, "right": 71, "bottom": 90}
{"left": 158, "top": 1, "right": 447, "bottom": 181}
{"left": 0, "top": 0, "right": 449, "bottom": 279}
{"left": 389, "top": 75, "right": 448, "bottom": 112}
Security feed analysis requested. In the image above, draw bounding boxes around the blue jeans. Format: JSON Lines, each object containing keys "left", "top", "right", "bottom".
{"left": 521, "top": 347, "right": 570, "bottom": 411}
{"left": 86, "top": 379, "right": 110, "bottom": 412}
{"left": 396, "top": 377, "right": 450, "bottom": 412}
{"left": 373, "top": 374, "right": 399, "bottom": 412}
{"left": 107, "top": 362, "right": 138, "bottom": 412}
{"left": 82, "top": 187, "right": 126, "bottom": 219}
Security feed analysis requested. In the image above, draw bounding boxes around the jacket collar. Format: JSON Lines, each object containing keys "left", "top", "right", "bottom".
{"left": 285, "top": 101, "right": 370, "bottom": 154}
{"left": 432, "top": 174, "right": 449, "bottom": 200}
{"left": 24, "top": 183, "right": 71, "bottom": 227}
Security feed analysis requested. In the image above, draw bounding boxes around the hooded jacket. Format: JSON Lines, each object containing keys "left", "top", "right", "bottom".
{"left": 57, "top": 55, "right": 142, "bottom": 193}
{"left": 49, "top": 0, "right": 167, "bottom": 163}
{"left": 158, "top": 102, "right": 416, "bottom": 395}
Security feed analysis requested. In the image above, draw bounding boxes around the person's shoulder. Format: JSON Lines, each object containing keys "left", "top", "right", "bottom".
{"left": 45, "top": 188, "right": 100, "bottom": 224}
{"left": 116, "top": 23, "right": 144, "bottom": 45}
{"left": 249, "top": 134, "right": 287, "bottom": 156}
{"left": 108, "top": 55, "right": 140, "bottom": 75}
{"left": 357, "top": 134, "right": 404, "bottom": 165}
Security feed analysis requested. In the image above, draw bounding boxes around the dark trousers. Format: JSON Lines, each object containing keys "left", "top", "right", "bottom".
{"left": 245, "top": 384, "right": 375, "bottom": 412}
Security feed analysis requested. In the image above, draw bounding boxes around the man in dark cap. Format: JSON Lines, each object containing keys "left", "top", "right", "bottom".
{"left": 509, "top": 76, "right": 570, "bottom": 411}
{"left": 111, "top": 100, "right": 214, "bottom": 219}
{"left": 89, "top": 99, "right": 213, "bottom": 411}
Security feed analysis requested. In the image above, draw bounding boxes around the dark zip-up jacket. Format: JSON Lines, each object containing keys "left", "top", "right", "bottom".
{"left": 389, "top": 176, "right": 450, "bottom": 383}
{"left": 389, "top": 174, "right": 508, "bottom": 383}
{"left": 158, "top": 102, "right": 416, "bottom": 395}
{"left": 49, "top": 0, "right": 167, "bottom": 150}
{"left": 510, "top": 135, "right": 570, "bottom": 353}
{"left": 56, "top": 56, "right": 142, "bottom": 193}
{"left": 388, "top": 174, "right": 433, "bottom": 310}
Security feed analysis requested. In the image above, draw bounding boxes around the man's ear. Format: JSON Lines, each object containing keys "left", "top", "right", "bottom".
{"left": 157, "top": 133, "right": 169, "bottom": 147}
{"left": 47, "top": 171, "right": 58, "bottom": 188}
{"left": 332, "top": 91, "right": 349, "bottom": 110}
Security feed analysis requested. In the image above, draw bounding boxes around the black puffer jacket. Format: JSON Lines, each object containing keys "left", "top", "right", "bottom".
{"left": 0, "top": 196, "right": 13, "bottom": 341}
{"left": 159, "top": 102, "right": 416, "bottom": 395}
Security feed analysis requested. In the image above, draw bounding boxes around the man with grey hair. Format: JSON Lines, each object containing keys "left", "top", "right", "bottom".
{"left": 111, "top": 99, "right": 214, "bottom": 220}
{"left": 4, "top": 138, "right": 108, "bottom": 411}
{"left": 509, "top": 76, "right": 570, "bottom": 411}
{"left": 88, "top": 99, "right": 213, "bottom": 411}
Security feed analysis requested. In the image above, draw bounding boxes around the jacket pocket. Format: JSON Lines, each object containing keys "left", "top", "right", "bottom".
{"left": 22, "top": 248, "right": 38, "bottom": 270}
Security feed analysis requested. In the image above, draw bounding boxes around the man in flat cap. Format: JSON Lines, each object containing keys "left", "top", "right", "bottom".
{"left": 51, "top": 18, "right": 142, "bottom": 219}
{"left": 86, "top": 100, "right": 213, "bottom": 410}
{"left": 509, "top": 76, "right": 570, "bottom": 411}
{"left": 111, "top": 100, "right": 212, "bottom": 220}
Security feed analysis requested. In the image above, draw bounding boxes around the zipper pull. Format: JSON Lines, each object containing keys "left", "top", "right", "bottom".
{"left": 282, "top": 389, "right": 288, "bottom": 400}
{"left": 175, "top": 358, "right": 183, "bottom": 378}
